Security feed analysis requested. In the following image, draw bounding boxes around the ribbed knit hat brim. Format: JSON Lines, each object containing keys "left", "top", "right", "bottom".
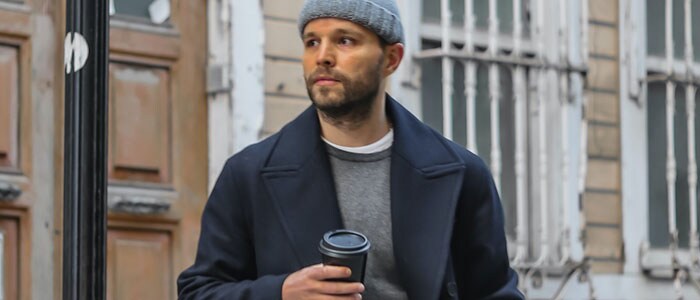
{"left": 298, "top": 0, "right": 405, "bottom": 44}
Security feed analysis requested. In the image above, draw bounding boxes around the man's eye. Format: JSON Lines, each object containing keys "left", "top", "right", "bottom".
{"left": 306, "top": 40, "right": 319, "bottom": 47}
{"left": 339, "top": 38, "right": 354, "bottom": 45}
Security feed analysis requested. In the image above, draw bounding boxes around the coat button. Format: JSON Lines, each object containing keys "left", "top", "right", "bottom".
{"left": 447, "top": 281, "right": 458, "bottom": 298}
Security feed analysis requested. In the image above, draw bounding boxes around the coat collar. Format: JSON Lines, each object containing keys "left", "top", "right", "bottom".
{"left": 387, "top": 95, "right": 465, "bottom": 174}
{"left": 263, "top": 95, "right": 464, "bottom": 172}
{"left": 262, "top": 95, "right": 465, "bottom": 299}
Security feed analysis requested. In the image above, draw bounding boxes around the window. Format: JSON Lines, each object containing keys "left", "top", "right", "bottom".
{"left": 109, "top": 0, "right": 171, "bottom": 24}
{"left": 0, "top": 45, "right": 19, "bottom": 171}
{"left": 415, "top": 0, "right": 588, "bottom": 269}
{"left": 645, "top": 0, "right": 700, "bottom": 254}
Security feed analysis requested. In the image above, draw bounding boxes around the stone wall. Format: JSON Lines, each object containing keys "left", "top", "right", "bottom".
{"left": 584, "top": 0, "right": 624, "bottom": 273}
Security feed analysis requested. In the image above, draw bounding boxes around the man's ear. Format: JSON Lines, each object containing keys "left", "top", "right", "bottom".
{"left": 383, "top": 43, "right": 405, "bottom": 77}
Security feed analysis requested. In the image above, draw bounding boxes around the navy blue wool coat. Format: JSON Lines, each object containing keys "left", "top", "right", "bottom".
{"left": 177, "top": 96, "right": 523, "bottom": 300}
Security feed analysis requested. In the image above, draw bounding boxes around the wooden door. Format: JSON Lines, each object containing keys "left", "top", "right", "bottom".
{"left": 105, "top": 0, "right": 207, "bottom": 299}
{"left": 0, "top": 0, "right": 50, "bottom": 298}
{"left": 0, "top": 0, "right": 206, "bottom": 298}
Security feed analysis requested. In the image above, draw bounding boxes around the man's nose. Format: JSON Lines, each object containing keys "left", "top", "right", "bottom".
{"left": 316, "top": 42, "right": 336, "bottom": 67}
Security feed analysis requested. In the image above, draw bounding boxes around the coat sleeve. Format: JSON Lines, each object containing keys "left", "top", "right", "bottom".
{"left": 451, "top": 160, "right": 524, "bottom": 300}
{"left": 177, "top": 158, "right": 289, "bottom": 299}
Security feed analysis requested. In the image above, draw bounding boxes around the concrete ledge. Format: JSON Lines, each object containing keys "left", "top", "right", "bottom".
{"left": 526, "top": 273, "right": 699, "bottom": 299}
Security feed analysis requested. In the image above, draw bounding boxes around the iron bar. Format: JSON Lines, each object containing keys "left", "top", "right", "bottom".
{"left": 415, "top": 48, "right": 588, "bottom": 73}
{"left": 488, "top": 0, "right": 502, "bottom": 191}
{"left": 646, "top": 73, "right": 700, "bottom": 85}
{"left": 511, "top": 0, "right": 529, "bottom": 266}
{"left": 662, "top": 3, "right": 680, "bottom": 283}
{"left": 441, "top": 0, "right": 454, "bottom": 139}
{"left": 464, "top": 0, "right": 477, "bottom": 153}
{"left": 684, "top": 0, "right": 699, "bottom": 265}
{"left": 558, "top": 0, "right": 571, "bottom": 266}
{"left": 534, "top": 0, "right": 550, "bottom": 267}
{"left": 687, "top": 84, "right": 698, "bottom": 264}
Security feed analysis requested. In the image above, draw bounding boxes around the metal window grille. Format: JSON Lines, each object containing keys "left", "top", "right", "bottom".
{"left": 642, "top": 0, "right": 700, "bottom": 293}
{"left": 416, "top": 0, "right": 591, "bottom": 296}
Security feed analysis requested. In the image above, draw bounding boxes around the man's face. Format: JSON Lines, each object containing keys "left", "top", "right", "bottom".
{"left": 302, "top": 18, "right": 386, "bottom": 120}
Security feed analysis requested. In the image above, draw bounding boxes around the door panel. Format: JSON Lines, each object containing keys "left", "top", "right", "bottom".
{"left": 106, "top": 229, "right": 172, "bottom": 300}
{"left": 0, "top": 0, "right": 206, "bottom": 297}
{"left": 106, "top": 0, "right": 207, "bottom": 297}
{"left": 0, "top": 45, "right": 19, "bottom": 169}
{"left": 109, "top": 63, "right": 171, "bottom": 184}
{"left": 0, "top": 2, "right": 35, "bottom": 299}
{"left": 0, "top": 217, "right": 19, "bottom": 300}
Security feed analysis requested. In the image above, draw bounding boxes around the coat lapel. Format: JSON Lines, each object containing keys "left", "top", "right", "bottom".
{"left": 261, "top": 97, "right": 465, "bottom": 299}
{"left": 261, "top": 107, "right": 343, "bottom": 269}
{"left": 387, "top": 98, "right": 465, "bottom": 300}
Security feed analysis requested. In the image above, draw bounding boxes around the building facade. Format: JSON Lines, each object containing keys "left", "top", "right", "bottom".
{"left": 210, "top": 0, "right": 700, "bottom": 298}
{"left": 0, "top": 0, "right": 208, "bottom": 299}
{"left": 0, "top": 0, "right": 699, "bottom": 299}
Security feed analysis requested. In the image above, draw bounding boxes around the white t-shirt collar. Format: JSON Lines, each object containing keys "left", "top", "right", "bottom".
{"left": 321, "top": 129, "right": 394, "bottom": 154}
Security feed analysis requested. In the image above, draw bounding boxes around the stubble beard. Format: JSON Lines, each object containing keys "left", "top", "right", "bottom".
{"left": 306, "top": 60, "right": 384, "bottom": 128}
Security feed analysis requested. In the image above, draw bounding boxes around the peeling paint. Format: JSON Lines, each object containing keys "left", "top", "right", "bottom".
{"left": 32, "top": 13, "right": 57, "bottom": 300}
{"left": 114, "top": 67, "right": 160, "bottom": 85}
{"left": 63, "top": 32, "right": 89, "bottom": 74}
{"left": 148, "top": 0, "right": 170, "bottom": 24}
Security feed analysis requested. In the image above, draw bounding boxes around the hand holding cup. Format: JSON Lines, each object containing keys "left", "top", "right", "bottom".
{"left": 318, "top": 229, "right": 371, "bottom": 283}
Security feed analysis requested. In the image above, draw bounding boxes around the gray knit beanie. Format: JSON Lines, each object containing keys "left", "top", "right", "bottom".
{"left": 298, "top": 0, "right": 405, "bottom": 44}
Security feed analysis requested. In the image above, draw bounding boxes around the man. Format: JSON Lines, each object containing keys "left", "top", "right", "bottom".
{"left": 178, "top": 0, "right": 522, "bottom": 299}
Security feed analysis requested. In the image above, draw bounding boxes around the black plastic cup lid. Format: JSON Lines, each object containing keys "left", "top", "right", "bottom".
{"left": 319, "top": 229, "right": 370, "bottom": 254}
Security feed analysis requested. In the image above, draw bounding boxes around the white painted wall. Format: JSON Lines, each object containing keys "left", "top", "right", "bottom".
{"left": 201, "top": 0, "right": 700, "bottom": 297}
{"left": 230, "top": 0, "right": 265, "bottom": 153}
{"left": 31, "top": 13, "right": 57, "bottom": 300}
{"left": 391, "top": 0, "right": 422, "bottom": 118}
{"left": 620, "top": 0, "right": 649, "bottom": 275}
{"left": 207, "top": 0, "right": 265, "bottom": 192}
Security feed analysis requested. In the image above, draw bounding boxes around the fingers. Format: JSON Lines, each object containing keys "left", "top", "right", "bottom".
{"left": 282, "top": 264, "right": 364, "bottom": 300}
{"left": 304, "top": 265, "right": 364, "bottom": 295}
{"left": 306, "top": 264, "right": 352, "bottom": 281}
{"left": 335, "top": 294, "right": 363, "bottom": 300}
{"left": 315, "top": 280, "right": 364, "bottom": 295}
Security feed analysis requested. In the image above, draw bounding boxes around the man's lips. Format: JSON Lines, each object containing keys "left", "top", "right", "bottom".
{"left": 313, "top": 76, "right": 340, "bottom": 86}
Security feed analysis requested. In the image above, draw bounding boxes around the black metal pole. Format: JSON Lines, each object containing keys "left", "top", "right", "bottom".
{"left": 62, "top": 0, "right": 109, "bottom": 298}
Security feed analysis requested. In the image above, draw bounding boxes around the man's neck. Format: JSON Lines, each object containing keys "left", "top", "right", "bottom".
{"left": 317, "top": 95, "right": 391, "bottom": 147}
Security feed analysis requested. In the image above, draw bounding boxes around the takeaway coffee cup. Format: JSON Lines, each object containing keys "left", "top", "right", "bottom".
{"left": 318, "top": 229, "right": 370, "bottom": 283}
